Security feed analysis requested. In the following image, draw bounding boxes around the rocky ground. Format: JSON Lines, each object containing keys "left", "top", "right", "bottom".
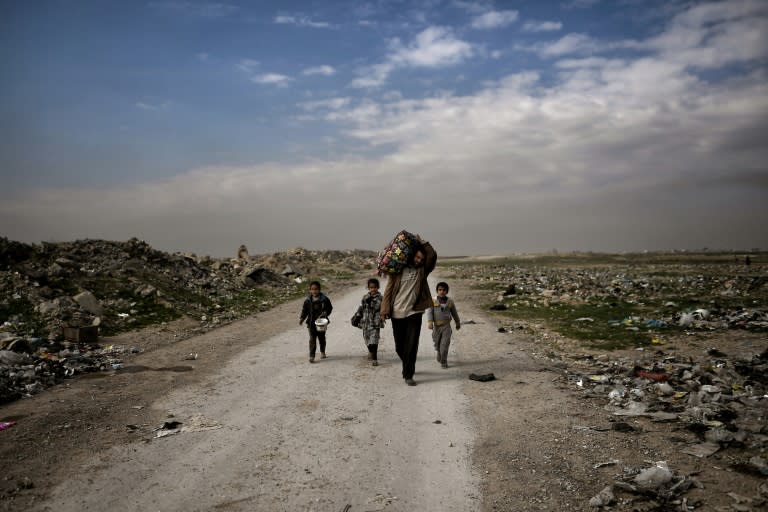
{"left": 0, "top": 237, "right": 376, "bottom": 403}
{"left": 444, "top": 253, "right": 768, "bottom": 511}
{"left": 1, "top": 242, "right": 766, "bottom": 511}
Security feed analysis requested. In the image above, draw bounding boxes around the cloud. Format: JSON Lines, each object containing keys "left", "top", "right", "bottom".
{"left": 537, "top": 33, "right": 600, "bottom": 57}
{"left": 642, "top": 0, "right": 768, "bottom": 69}
{"left": 237, "top": 59, "right": 260, "bottom": 73}
{"left": 274, "top": 14, "right": 332, "bottom": 28}
{"left": 390, "top": 27, "right": 474, "bottom": 67}
{"left": 352, "top": 26, "right": 473, "bottom": 88}
{"left": 302, "top": 65, "right": 336, "bottom": 76}
{"left": 471, "top": 10, "right": 519, "bottom": 29}
{"left": 251, "top": 73, "right": 292, "bottom": 86}
{"left": 523, "top": 20, "right": 563, "bottom": 32}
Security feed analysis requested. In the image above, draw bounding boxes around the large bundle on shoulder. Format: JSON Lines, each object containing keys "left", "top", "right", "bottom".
{"left": 376, "top": 229, "right": 421, "bottom": 276}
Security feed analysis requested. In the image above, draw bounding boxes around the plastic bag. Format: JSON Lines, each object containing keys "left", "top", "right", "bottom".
{"left": 350, "top": 306, "right": 363, "bottom": 328}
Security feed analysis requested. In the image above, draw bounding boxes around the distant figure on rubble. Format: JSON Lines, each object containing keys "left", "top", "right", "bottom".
{"left": 237, "top": 245, "right": 250, "bottom": 260}
{"left": 745, "top": 255, "right": 751, "bottom": 266}
{"left": 426, "top": 281, "right": 461, "bottom": 369}
{"left": 299, "top": 281, "right": 333, "bottom": 363}
{"left": 380, "top": 236, "right": 437, "bottom": 386}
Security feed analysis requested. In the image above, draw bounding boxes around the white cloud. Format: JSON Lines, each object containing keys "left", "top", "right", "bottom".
{"left": 523, "top": 20, "right": 563, "bottom": 32}
{"left": 251, "top": 73, "right": 292, "bottom": 86}
{"left": 643, "top": 0, "right": 768, "bottom": 69}
{"left": 302, "top": 65, "right": 336, "bottom": 76}
{"left": 350, "top": 63, "right": 395, "bottom": 89}
{"left": 274, "top": 14, "right": 331, "bottom": 28}
{"left": 237, "top": 59, "right": 259, "bottom": 73}
{"left": 390, "top": 27, "right": 474, "bottom": 67}
{"left": 471, "top": 10, "right": 519, "bottom": 29}
{"left": 351, "top": 27, "right": 472, "bottom": 89}
{"left": 537, "top": 33, "right": 599, "bottom": 57}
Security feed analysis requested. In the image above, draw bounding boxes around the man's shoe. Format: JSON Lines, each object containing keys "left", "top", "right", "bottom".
{"left": 372, "top": 360, "right": 379, "bottom": 367}
{"left": 441, "top": 362, "right": 448, "bottom": 369}
{"left": 405, "top": 378, "right": 416, "bottom": 386}
{"left": 309, "top": 356, "right": 315, "bottom": 363}
{"left": 320, "top": 352, "right": 327, "bottom": 359}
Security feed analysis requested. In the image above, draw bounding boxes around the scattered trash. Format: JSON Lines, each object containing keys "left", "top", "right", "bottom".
{"left": 184, "top": 353, "right": 198, "bottom": 360}
{"left": 588, "top": 485, "right": 615, "bottom": 507}
{"left": 0, "top": 420, "right": 17, "bottom": 431}
{"left": 469, "top": 373, "right": 496, "bottom": 382}
{"left": 634, "top": 461, "right": 673, "bottom": 489}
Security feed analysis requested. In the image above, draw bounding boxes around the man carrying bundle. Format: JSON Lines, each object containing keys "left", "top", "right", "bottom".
{"left": 379, "top": 233, "right": 437, "bottom": 386}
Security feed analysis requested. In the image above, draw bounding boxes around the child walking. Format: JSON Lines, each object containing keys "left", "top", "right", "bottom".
{"left": 426, "top": 281, "right": 461, "bottom": 368}
{"left": 358, "top": 278, "right": 384, "bottom": 366}
{"left": 299, "top": 281, "right": 333, "bottom": 363}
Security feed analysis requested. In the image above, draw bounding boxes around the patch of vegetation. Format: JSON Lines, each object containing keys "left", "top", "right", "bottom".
{"left": 0, "top": 296, "right": 47, "bottom": 337}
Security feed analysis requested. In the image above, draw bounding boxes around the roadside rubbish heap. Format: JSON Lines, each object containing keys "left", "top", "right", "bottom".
{"left": 0, "top": 237, "right": 375, "bottom": 404}
{"left": 444, "top": 256, "right": 767, "bottom": 510}
{"left": 570, "top": 346, "right": 768, "bottom": 510}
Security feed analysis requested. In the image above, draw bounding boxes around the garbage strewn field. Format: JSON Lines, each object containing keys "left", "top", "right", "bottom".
{"left": 0, "top": 237, "right": 375, "bottom": 404}
{"left": 444, "top": 251, "right": 767, "bottom": 512}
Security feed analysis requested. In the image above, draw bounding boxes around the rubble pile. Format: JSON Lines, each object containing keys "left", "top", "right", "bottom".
{"left": 447, "top": 260, "right": 768, "bottom": 334}
{"left": 0, "top": 237, "right": 375, "bottom": 403}
{"left": 447, "top": 254, "right": 767, "bottom": 510}
{"left": 572, "top": 347, "right": 768, "bottom": 509}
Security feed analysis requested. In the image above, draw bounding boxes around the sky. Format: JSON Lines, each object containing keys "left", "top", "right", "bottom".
{"left": 1, "top": 0, "right": 767, "bottom": 258}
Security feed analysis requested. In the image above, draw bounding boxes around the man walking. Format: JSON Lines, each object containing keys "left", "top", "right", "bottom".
{"left": 380, "top": 237, "right": 437, "bottom": 386}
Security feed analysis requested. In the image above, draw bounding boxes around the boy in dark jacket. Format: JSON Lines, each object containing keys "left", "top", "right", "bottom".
{"left": 299, "top": 281, "right": 333, "bottom": 363}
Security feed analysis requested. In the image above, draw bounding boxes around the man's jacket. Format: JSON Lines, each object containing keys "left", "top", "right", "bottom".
{"left": 380, "top": 241, "right": 437, "bottom": 318}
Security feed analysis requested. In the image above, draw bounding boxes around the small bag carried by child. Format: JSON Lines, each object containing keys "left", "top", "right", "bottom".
{"left": 376, "top": 229, "right": 419, "bottom": 276}
{"left": 350, "top": 305, "right": 363, "bottom": 328}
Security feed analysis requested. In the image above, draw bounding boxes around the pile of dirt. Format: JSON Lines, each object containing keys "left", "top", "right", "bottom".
{"left": 0, "top": 237, "right": 376, "bottom": 403}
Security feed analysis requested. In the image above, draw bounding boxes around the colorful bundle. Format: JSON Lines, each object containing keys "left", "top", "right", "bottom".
{"left": 376, "top": 230, "right": 420, "bottom": 275}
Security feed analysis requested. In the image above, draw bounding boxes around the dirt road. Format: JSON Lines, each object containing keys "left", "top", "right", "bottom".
{"left": 35, "top": 276, "right": 497, "bottom": 511}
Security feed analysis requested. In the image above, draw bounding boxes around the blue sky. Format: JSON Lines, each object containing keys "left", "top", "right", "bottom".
{"left": 1, "top": 0, "right": 767, "bottom": 257}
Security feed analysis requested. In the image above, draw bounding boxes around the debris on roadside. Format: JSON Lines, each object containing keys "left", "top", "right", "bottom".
{"left": 1, "top": 237, "right": 376, "bottom": 404}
